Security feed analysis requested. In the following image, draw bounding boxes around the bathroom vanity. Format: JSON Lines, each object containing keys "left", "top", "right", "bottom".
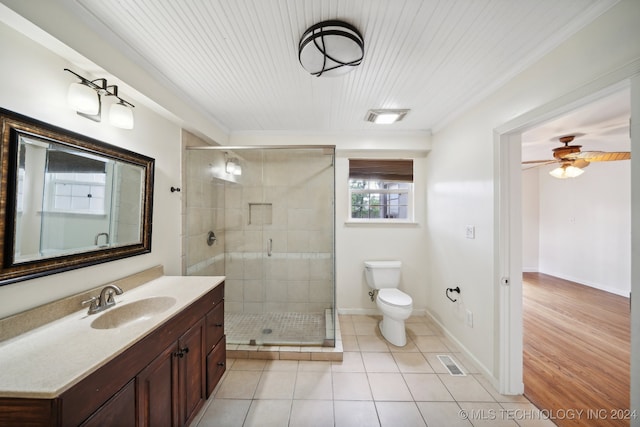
{"left": 0, "top": 274, "right": 225, "bottom": 426}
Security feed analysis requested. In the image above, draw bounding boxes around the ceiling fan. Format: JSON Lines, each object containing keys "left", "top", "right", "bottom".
{"left": 522, "top": 135, "right": 631, "bottom": 178}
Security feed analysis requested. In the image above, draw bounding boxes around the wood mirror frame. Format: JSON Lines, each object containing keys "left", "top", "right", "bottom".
{"left": 0, "top": 108, "right": 154, "bottom": 285}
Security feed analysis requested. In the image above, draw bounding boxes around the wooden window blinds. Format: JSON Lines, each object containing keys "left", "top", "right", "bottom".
{"left": 348, "top": 159, "right": 413, "bottom": 182}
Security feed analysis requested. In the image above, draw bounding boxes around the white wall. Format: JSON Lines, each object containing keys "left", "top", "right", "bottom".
{"left": 0, "top": 19, "right": 183, "bottom": 318}
{"left": 230, "top": 132, "right": 431, "bottom": 315}
{"left": 521, "top": 169, "right": 540, "bottom": 271}
{"left": 538, "top": 162, "right": 631, "bottom": 296}
{"left": 522, "top": 163, "right": 631, "bottom": 296}
{"left": 426, "top": 0, "right": 640, "bottom": 380}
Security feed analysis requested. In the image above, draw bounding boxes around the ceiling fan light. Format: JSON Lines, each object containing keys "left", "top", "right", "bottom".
{"left": 549, "top": 165, "right": 584, "bottom": 179}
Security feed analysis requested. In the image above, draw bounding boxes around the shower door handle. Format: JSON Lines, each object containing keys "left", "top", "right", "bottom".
{"left": 267, "top": 238, "right": 273, "bottom": 257}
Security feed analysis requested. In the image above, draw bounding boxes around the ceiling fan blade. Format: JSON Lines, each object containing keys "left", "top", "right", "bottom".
{"left": 521, "top": 159, "right": 557, "bottom": 165}
{"left": 567, "top": 151, "right": 631, "bottom": 162}
{"left": 521, "top": 160, "right": 558, "bottom": 170}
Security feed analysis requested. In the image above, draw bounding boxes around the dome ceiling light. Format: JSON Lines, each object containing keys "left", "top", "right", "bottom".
{"left": 298, "top": 20, "right": 364, "bottom": 77}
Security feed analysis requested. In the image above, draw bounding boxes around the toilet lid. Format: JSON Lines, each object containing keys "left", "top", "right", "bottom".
{"left": 378, "top": 289, "right": 412, "bottom": 307}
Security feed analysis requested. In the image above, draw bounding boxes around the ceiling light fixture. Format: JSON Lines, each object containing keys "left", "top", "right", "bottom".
{"left": 298, "top": 20, "right": 364, "bottom": 77}
{"left": 64, "top": 68, "right": 135, "bottom": 129}
{"left": 549, "top": 163, "right": 584, "bottom": 179}
{"left": 365, "top": 109, "right": 410, "bottom": 124}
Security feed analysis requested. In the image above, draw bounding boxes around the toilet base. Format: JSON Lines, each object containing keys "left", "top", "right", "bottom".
{"left": 378, "top": 317, "right": 407, "bottom": 347}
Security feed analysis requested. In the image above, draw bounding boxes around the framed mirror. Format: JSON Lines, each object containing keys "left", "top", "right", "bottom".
{"left": 0, "top": 108, "right": 154, "bottom": 285}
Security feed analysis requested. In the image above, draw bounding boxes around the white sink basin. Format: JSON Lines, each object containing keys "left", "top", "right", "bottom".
{"left": 90, "top": 296, "right": 177, "bottom": 330}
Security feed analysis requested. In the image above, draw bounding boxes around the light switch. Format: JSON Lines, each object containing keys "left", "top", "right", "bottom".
{"left": 465, "top": 225, "right": 475, "bottom": 239}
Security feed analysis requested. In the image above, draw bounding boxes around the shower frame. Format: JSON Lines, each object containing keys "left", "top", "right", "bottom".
{"left": 184, "top": 145, "right": 336, "bottom": 347}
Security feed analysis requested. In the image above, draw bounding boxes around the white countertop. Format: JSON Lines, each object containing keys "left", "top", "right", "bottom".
{"left": 0, "top": 275, "right": 224, "bottom": 398}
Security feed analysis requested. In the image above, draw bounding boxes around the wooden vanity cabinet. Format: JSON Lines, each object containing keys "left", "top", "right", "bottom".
{"left": 0, "top": 281, "right": 225, "bottom": 427}
{"left": 204, "top": 300, "right": 226, "bottom": 397}
{"left": 137, "top": 318, "right": 206, "bottom": 427}
{"left": 79, "top": 380, "right": 136, "bottom": 427}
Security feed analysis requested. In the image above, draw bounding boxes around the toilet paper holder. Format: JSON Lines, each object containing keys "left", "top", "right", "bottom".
{"left": 446, "top": 286, "right": 460, "bottom": 302}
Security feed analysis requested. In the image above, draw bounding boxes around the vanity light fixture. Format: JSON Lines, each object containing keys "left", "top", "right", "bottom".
{"left": 298, "top": 20, "right": 364, "bottom": 77}
{"left": 64, "top": 68, "right": 135, "bottom": 129}
{"left": 549, "top": 163, "right": 584, "bottom": 179}
{"left": 365, "top": 109, "right": 410, "bottom": 124}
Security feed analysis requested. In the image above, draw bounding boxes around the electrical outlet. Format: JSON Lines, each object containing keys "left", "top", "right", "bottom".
{"left": 465, "top": 225, "right": 475, "bottom": 239}
{"left": 466, "top": 310, "right": 473, "bottom": 327}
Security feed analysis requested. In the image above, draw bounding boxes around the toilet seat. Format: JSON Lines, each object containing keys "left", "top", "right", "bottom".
{"left": 377, "top": 289, "right": 412, "bottom": 308}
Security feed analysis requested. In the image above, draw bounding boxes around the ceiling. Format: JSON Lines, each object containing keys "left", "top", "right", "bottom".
{"left": 57, "top": 0, "right": 618, "bottom": 134}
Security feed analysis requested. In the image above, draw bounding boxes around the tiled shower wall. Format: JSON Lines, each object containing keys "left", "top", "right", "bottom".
{"left": 183, "top": 132, "right": 226, "bottom": 277}
{"left": 183, "top": 139, "right": 334, "bottom": 316}
{"left": 224, "top": 149, "right": 334, "bottom": 315}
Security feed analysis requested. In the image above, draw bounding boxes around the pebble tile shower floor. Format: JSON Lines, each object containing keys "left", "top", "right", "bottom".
{"left": 225, "top": 312, "right": 326, "bottom": 345}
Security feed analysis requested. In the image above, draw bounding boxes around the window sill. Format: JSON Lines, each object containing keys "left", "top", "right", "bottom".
{"left": 345, "top": 220, "right": 419, "bottom": 227}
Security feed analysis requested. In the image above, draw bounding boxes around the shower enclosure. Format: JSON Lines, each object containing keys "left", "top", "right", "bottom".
{"left": 184, "top": 146, "right": 335, "bottom": 347}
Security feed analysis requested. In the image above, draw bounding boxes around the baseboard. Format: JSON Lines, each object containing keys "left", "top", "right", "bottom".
{"left": 337, "top": 308, "right": 428, "bottom": 316}
{"left": 532, "top": 270, "right": 630, "bottom": 297}
{"left": 424, "top": 309, "right": 501, "bottom": 393}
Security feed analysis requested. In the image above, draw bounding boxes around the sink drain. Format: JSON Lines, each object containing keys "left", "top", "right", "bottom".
{"left": 262, "top": 328, "right": 273, "bottom": 335}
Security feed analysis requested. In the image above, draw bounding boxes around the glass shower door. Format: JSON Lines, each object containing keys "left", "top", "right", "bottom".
{"left": 185, "top": 146, "right": 335, "bottom": 347}
{"left": 259, "top": 148, "right": 335, "bottom": 346}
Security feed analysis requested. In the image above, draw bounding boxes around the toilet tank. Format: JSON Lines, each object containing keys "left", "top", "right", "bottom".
{"left": 364, "top": 261, "right": 402, "bottom": 289}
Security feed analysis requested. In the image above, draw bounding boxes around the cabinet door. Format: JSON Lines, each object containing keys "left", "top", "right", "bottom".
{"left": 80, "top": 380, "right": 136, "bottom": 427}
{"left": 137, "top": 343, "right": 177, "bottom": 427}
{"left": 177, "top": 320, "right": 205, "bottom": 427}
{"left": 206, "top": 336, "right": 227, "bottom": 397}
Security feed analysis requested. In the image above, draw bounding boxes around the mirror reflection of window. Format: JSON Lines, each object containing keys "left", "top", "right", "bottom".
{"left": 14, "top": 135, "right": 143, "bottom": 263}
{"left": 0, "top": 108, "right": 154, "bottom": 285}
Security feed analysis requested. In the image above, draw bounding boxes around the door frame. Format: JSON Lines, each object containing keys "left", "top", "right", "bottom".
{"left": 494, "top": 71, "right": 636, "bottom": 396}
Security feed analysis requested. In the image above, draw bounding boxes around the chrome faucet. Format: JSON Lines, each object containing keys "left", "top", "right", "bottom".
{"left": 82, "top": 284, "right": 124, "bottom": 315}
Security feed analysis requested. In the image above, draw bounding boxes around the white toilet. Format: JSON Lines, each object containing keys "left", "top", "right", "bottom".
{"left": 364, "top": 260, "right": 413, "bottom": 346}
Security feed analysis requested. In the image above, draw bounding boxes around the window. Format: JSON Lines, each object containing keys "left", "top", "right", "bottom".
{"left": 348, "top": 159, "right": 414, "bottom": 221}
{"left": 45, "top": 172, "right": 107, "bottom": 214}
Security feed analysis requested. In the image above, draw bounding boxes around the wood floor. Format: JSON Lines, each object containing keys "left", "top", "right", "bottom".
{"left": 523, "top": 273, "right": 631, "bottom": 427}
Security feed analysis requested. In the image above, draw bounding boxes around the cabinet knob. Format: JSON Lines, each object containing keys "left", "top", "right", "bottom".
{"left": 175, "top": 347, "right": 190, "bottom": 358}
{"left": 217, "top": 362, "right": 225, "bottom": 367}
{"left": 215, "top": 323, "right": 223, "bottom": 327}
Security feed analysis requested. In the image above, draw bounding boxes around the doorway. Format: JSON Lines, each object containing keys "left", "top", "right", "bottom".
{"left": 495, "top": 79, "right": 637, "bottom": 400}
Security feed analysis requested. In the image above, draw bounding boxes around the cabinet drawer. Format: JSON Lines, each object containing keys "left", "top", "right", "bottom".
{"left": 206, "top": 337, "right": 226, "bottom": 398}
{"left": 210, "top": 282, "right": 224, "bottom": 306}
{"left": 205, "top": 301, "right": 224, "bottom": 352}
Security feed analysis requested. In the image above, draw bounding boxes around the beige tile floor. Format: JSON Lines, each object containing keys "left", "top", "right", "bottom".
{"left": 193, "top": 314, "right": 555, "bottom": 427}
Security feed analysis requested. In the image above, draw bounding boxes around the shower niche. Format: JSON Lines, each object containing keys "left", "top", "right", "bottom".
{"left": 185, "top": 146, "right": 335, "bottom": 347}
